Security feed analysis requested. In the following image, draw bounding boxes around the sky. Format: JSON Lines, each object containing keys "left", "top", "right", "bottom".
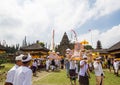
{"left": 0, "top": 0, "right": 120, "bottom": 49}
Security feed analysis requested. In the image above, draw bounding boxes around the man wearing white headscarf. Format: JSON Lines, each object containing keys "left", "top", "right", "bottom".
{"left": 93, "top": 57, "right": 105, "bottom": 85}
{"left": 13, "top": 54, "right": 32, "bottom": 85}
{"left": 79, "top": 55, "right": 90, "bottom": 85}
{"left": 5, "top": 54, "right": 24, "bottom": 85}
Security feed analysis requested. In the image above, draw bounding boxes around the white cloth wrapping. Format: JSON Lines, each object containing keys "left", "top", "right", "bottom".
{"left": 46, "top": 60, "right": 50, "bottom": 70}
{"left": 13, "top": 66, "right": 32, "bottom": 85}
{"left": 69, "top": 61, "right": 76, "bottom": 69}
{"left": 32, "top": 61, "right": 37, "bottom": 67}
{"left": 79, "top": 60, "right": 88, "bottom": 76}
{"left": 93, "top": 61, "right": 104, "bottom": 76}
{"left": 5, "top": 65, "right": 19, "bottom": 84}
{"left": 114, "top": 61, "right": 120, "bottom": 72}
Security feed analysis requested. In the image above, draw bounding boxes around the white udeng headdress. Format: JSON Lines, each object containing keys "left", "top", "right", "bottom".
{"left": 15, "top": 54, "right": 24, "bottom": 61}
{"left": 22, "top": 53, "right": 32, "bottom": 62}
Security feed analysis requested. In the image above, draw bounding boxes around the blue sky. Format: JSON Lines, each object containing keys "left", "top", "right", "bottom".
{"left": 77, "top": 9, "right": 120, "bottom": 34}
{"left": 0, "top": 0, "right": 120, "bottom": 48}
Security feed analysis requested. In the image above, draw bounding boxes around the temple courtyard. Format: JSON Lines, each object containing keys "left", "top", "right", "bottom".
{"left": 0, "top": 63, "right": 120, "bottom": 85}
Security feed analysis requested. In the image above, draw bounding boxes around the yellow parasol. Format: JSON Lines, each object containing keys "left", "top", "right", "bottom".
{"left": 80, "top": 40, "right": 89, "bottom": 45}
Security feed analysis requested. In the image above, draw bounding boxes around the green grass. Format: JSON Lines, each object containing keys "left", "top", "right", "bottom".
{"left": 0, "top": 63, "right": 14, "bottom": 73}
{"left": 0, "top": 63, "right": 14, "bottom": 85}
{"left": 104, "top": 71, "right": 120, "bottom": 85}
{"left": 1, "top": 63, "right": 120, "bottom": 85}
{"left": 90, "top": 71, "right": 120, "bottom": 85}
{"left": 34, "top": 70, "right": 72, "bottom": 85}
{"left": 34, "top": 70, "right": 120, "bottom": 85}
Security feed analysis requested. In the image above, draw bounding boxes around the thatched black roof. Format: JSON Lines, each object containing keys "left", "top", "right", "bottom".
{"left": 108, "top": 41, "right": 120, "bottom": 52}
{"left": 20, "top": 43, "right": 49, "bottom": 52}
{"left": 0, "top": 44, "right": 6, "bottom": 51}
{"left": 92, "top": 49, "right": 108, "bottom": 54}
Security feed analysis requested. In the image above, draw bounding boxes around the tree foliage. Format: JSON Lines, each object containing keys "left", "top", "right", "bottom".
{"left": 5, "top": 44, "right": 19, "bottom": 53}
{"left": 39, "top": 42, "right": 45, "bottom": 47}
{"left": 84, "top": 45, "right": 93, "bottom": 50}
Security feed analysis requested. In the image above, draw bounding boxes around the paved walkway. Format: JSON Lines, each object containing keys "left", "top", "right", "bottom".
{"left": 32, "top": 71, "right": 51, "bottom": 82}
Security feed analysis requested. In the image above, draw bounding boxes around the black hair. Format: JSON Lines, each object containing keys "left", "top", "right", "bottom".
{"left": 22, "top": 60, "right": 31, "bottom": 64}
{"left": 22, "top": 55, "right": 31, "bottom": 64}
{"left": 22, "top": 55, "right": 28, "bottom": 60}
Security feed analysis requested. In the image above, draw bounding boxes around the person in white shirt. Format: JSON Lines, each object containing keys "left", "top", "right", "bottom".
{"left": 4, "top": 54, "right": 23, "bottom": 85}
{"left": 75, "top": 60, "right": 78, "bottom": 74}
{"left": 13, "top": 54, "right": 32, "bottom": 85}
{"left": 65, "top": 58, "right": 70, "bottom": 77}
{"left": 32, "top": 59, "right": 38, "bottom": 76}
{"left": 69, "top": 57, "right": 77, "bottom": 85}
{"left": 93, "top": 57, "right": 105, "bottom": 85}
{"left": 37, "top": 59, "right": 41, "bottom": 72}
{"left": 79, "top": 55, "right": 90, "bottom": 85}
{"left": 46, "top": 58, "right": 50, "bottom": 72}
{"left": 113, "top": 59, "right": 119, "bottom": 76}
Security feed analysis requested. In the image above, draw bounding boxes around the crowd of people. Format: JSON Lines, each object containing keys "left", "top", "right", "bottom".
{"left": 4, "top": 45, "right": 120, "bottom": 85}
{"left": 4, "top": 52, "right": 66, "bottom": 85}
{"left": 64, "top": 47, "right": 120, "bottom": 85}
{"left": 64, "top": 48, "right": 93, "bottom": 85}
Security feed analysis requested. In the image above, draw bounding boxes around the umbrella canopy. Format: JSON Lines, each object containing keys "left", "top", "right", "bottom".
{"left": 80, "top": 40, "right": 89, "bottom": 45}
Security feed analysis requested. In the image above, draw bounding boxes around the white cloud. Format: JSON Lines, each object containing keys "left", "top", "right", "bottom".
{"left": 93, "top": 0, "right": 120, "bottom": 18}
{"left": 78, "top": 24, "right": 120, "bottom": 48}
{"left": 0, "top": 0, "right": 120, "bottom": 47}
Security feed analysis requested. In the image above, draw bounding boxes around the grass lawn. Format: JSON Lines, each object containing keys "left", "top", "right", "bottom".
{"left": 0, "top": 63, "right": 14, "bottom": 85}
{"left": 34, "top": 70, "right": 73, "bottom": 85}
{"left": 0, "top": 63, "right": 14, "bottom": 73}
{"left": 0, "top": 63, "right": 120, "bottom": 85}
{"left": 90, "top": 70, "right": 120, "bottom": 85}
{"left": 34, "top": 70, "right": 120, "bottom": 85}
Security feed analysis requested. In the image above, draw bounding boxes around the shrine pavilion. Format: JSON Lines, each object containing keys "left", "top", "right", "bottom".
{"left": 20, "top": 41, "right": 49, "bottom": 59}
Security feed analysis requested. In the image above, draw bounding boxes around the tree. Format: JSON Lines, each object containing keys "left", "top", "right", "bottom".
{"left": 16, "top": 44, "right": 20, "bottom": 50}
{"left": 39, "top": 42, "right": 45, "bottom": 47}
{"left": 5, "top": 44, "right": 19, "bottom": 53}
{"left": 84, "top": 45, "right": 93, "bottom": 50}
